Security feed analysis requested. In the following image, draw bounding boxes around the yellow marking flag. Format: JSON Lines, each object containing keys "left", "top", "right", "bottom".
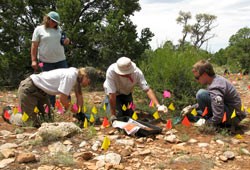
{"left": 191, "top": 108, "right": 198, "bottom": 116}
{"left": 168, "top": 103, "right": 175, "bottom": 111}
{"left": 82, "top": 105, "right": 87, "bottom": 113}
{"left": 247, "top": 108, "right": 250, "bottom": 113}
{"left": 132, "top": 111, "right": 138, "bottom": 120}
{"left": 83, "top": 118, "right": 88, "bottom": 128}
{"left": 241, "top": 104, "right": 244, "bottom": 111}
{"left": 91, "top": 106, "right": 98, "bottom": 114}
{"left": 89, "top": 114, "right": 95, "bottom": 123}
{"left": 153, "top": 111, "right": 160, "bottom": 119}
{"left": 101, "top": 136, "right": 111, "bottom": 150}
{"left": 231, "top": 109, "right": 236, "bottom": 119}
{"left": 13, "top": 107, "right": 18, "bottom": 115}
{"left": 78, "top": 106, "right": 81, "bottom": 113}
{"left": 235, "top": 134, "right": 243, "bottom": 139}
{"left": 34, "top": 106, "right": 39, "bottom": 113}
{"left": 122, "top": 104, "right": 127, "bottom": 111}
{"left": 103, "top": 104, "right": 106, "bottom": 111}
{"left": 22, "top": 112, "right": 29, "bottom": 122}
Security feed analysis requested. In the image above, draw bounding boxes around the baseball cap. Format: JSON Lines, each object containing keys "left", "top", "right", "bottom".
{"left": 47, "top": 11, "right": 60, "bottom": 23}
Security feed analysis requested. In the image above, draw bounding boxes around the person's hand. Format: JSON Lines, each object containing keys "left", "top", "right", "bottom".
{"left": 31, "top": 60, "right": 38, "bottom": 71}
{"left": 73, "top": 112, "right": 86, "bottom": 122}
{"left": 181, "top": 105, "right": 192, "bottom": 116}
{"left": 110, "top": 115, "right": 117, "bottom": 122}
{"left": 157, "top": 105, "right": 168, "bottom": 113}
{"left": 63, "top": 38, "right": 70, "bottom": 45}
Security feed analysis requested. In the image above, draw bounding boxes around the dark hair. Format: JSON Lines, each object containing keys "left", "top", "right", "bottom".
{"left": 192, "top": 60, "right": 215, "bottom": 76}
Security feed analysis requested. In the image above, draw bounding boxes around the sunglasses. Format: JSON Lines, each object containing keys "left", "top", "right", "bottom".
{"left": 194, "top": 72, "right": 204, "bottom": 80}
{"left": 194, "top": 75, "right": 200, "bottom": 80}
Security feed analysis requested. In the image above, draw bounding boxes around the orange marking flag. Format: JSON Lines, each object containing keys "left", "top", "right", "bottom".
{"left": 102, "top": 117, "right": 110, "bottom": 127}
{"left": 202, "top": 107, "right": 208, "bottom": 117}
{"left": 222, "top": 112, "right": 227, "bottom": 123}
{"left": 4, "top": 110, "right": 10, "bottom": 120}
{"left": 166, "top": 119, "right": 172, "bottom": 129}
{"left": 182, "top": 116, "right": 190, "bottom": 127}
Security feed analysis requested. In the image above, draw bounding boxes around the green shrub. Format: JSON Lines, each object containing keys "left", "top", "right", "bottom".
{"left": 138, "top": 46, "right": 210, "bottom": 115}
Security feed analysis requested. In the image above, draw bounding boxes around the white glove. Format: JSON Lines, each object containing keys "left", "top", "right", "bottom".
{"left": 157, "top": 105, "right": 168, "bottom": 113}
{"left": 181, "top": 105, "right": 193, "bottom": 116}
{"left": 110, "top": 115, "right": 117, "bottom": 122}
{"left": 181, "top": 103, "right": 199, "bottom": 116}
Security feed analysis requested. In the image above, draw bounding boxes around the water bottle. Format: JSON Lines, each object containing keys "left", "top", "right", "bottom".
{"left": 60, "top": 32, "right": 66, "bottom": 46}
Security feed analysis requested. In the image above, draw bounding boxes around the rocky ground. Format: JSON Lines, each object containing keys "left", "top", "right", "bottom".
{"left": 0, "top": 74, "right": 250, "bottom": 170}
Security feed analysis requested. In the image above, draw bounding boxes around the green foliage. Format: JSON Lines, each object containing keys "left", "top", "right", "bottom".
{"left": 213, "top": 27, "right": 250, "bottom": 74}
{"left": 0, "top": 0, "right": 153, "bottom": 87}
{"left": 139, "top": 45, "right": 209, "bottom": 112}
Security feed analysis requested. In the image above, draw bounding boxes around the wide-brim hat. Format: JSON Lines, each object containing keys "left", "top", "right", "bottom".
{"left": 47, "top": 11, "right": 60, "bottom": 23}
{"left": 114, "top": 57, "right": 136, "bottom": 75}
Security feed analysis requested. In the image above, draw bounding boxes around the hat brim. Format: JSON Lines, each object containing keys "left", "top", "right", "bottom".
{"left": 50, "top": 18, "right": 60, "bottom": 23}
{"left": 114, "top": 62, "right": 136, "bottom": 75}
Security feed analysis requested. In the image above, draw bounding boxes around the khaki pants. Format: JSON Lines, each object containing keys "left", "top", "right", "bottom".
{"left": 18, "top": 77, "right": 50, "bottom": 127}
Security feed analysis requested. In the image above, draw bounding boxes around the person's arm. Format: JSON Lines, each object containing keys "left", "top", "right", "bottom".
{"left": 74, "top": 83, "right": 83, "bottom": 111}
{"left": 146, "top": 88, "right": 168, "bottom": 113}
{"left": 31, "top": 41, "right": 39, "bottom": 71}
{"left": 109, "top": 93, "right": 117, "bottom": 116}
{"left": 59, "top": 93, "right": 71, "bottom": 110}
{"left": 146, "top": 88, "right": 160, "bottom": 107}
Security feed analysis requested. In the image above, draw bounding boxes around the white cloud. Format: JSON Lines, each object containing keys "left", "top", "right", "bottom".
{"left": 131, "top": 0, "right": 250, "bottom": 52}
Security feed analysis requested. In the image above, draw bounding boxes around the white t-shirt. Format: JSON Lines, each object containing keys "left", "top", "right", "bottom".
{"left": 30, "top": 67, "right": 78, "bottom": 96}
{"left": 32, "top": 25, "right": 66, "bottom": 63}
{"left": 103, "top": 63, "right": 150, "bottom": 95}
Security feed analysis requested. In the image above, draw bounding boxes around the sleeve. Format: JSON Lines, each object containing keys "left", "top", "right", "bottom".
{"left": 209, "top": 87, "right": 225, "bottom": 124}
{"left": 137, "top": 69, "right": 150, "bottom": 91}
{"left": 32, "top": 26, "right": 40, "bottom": 42}
{"left": 104, "top": 71, "right": 117, "bottom": 94}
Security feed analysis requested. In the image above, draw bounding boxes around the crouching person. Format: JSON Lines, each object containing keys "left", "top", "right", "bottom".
{"left": 192, "top": 60, "right": 246, "bottom": 131}
{"left": 17, "top": 67, "right": 97, "bottom": 128}
{"left": 103, "top": 56, "right": 168, "bottom": 122}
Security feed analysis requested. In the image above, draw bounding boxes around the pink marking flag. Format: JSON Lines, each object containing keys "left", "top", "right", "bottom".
{"left": 149, "top": 100, "right": 154, "bottom": 108}
{"left": 38, "top": 62, "right": 44, "bottom": 68}
{"left": 163, "top": 90, "right": 171, "bottom": 98}
{"left": 72, "top": 103, "right": 78, "bottom": 113}
{"left": 45, "top": 105, "right": 49, "bottom": 113}
{"left": 18, "top": 106, "right": 22, "bottom": 113}
{"left": 129, "top": 102, "right": 136, "bottom": 110}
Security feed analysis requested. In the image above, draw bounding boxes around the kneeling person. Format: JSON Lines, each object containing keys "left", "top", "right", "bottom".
{"left": 18, "top": 67, "right": 97, "bottom": 127}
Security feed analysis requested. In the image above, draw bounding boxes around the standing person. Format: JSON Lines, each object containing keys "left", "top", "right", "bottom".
{"left": 31, "top": 11, "right": 70, "bottom": 106}
{"left": 103, "top": 57, "right": 168, "bottom": 121}
{"left": 191, "top": 60, "right": 246, "bottom": 130}
{"left": 18, "top": 67, "right": 97, "bottom": 127}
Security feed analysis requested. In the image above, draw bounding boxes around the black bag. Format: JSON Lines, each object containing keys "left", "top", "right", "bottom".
{"left": 116, "top": 116, "right": 162, "bottom": 137}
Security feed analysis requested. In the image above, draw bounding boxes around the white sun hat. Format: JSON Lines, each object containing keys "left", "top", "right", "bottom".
{"left": 114, "top": 57, "right": 136, "bottom": 75}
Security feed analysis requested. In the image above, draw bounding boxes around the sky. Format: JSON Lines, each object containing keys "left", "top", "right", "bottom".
{"left": 131, "top": 0, "right": 250, "bottom": 53}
